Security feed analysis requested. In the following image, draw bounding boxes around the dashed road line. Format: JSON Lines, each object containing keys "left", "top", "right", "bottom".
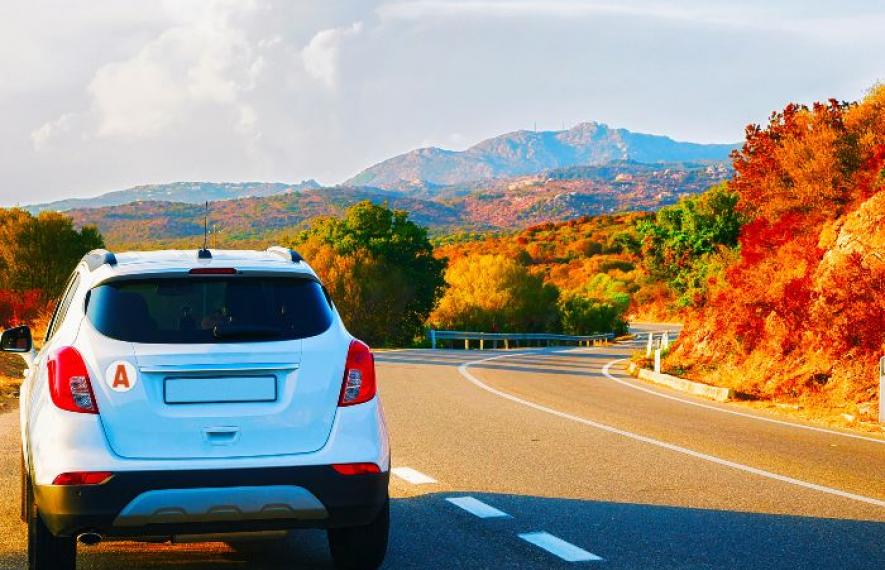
{"left": 458, "top": 351, "right": 885, "bottom": 509}
{"left": 518, "top": 531, "right": 603, "bottom": 562}
{"left": 391, "top": 466, "right": 438, "bottom": 485}
{"left": 599, "top": 357, "right": 885, "bottom": 445}
{"left": 446, "top": 496, "right": 510, "bottom": 519}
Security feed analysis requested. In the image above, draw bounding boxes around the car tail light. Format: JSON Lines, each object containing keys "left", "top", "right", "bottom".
{"left": 52, "top": 471, "right": 113, "bottom": 485}
{"left": 47, "top": 346, "right": 99, "bottom": 414}
{"left": 338, "top": 340, "right": 376, "bottom": 406}
{"left": 332, "top": 463, "right": 381, "bottom": 476}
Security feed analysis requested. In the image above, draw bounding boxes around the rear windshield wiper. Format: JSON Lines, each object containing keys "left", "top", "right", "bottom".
{"left": 212, "top": 324, "right": 282, "bottom": 340}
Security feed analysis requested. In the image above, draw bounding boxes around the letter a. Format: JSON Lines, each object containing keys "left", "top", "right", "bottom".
{"left": 112, "top": 364, "right": 130, "bottom": 389}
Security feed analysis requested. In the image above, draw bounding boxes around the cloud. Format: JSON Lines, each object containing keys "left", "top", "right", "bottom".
{"left": 31, "top": 0, "right": 264, "bottom": 145}
{"left": 376, "top": 0, "right": 885, "bottom": 39}
{"left": 30, "top": 113, "right": 76, "bottom": 151}
{"left": 301, "top": 22, "right": 363, "bottom": 89}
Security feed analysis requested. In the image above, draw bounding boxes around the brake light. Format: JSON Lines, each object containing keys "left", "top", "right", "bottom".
{"left": 332, "top": 463, "right": 381, "bottom": 475}
{"left": 52, "top": 471, "right": 113, "bottom": 485}
{"left": 338, "top": 340, "right": 376, "bottom": 406}
{"left": 47, "top": 346, "right": 98, "bottom": 414}
{"left": 189, "top": 267, "right": 237, "bottom": 275}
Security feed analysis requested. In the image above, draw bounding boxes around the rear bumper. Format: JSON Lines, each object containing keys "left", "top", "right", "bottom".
{"left": 35, "top": 465, "right": 389, "bottom": 538}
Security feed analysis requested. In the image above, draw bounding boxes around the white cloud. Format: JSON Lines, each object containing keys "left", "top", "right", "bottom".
{"left": 33, "top": 0, "right": 264, "bottom": 143}
{"left": 30, "top": 113, "right": 76, "bottom": 151}
{"left": 301, "top": 22, "right": 363, "bottom": 89}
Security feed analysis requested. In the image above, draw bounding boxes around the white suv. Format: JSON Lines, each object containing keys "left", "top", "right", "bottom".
{"left": 1, "top": 248, "right": 390, "bottom": 570}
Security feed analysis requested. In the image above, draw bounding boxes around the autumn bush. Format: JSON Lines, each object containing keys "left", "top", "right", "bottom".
{"left": 430, "top": 254, "right": 559, "bottom": 332}
{"left": 666, "top": 85, "right": 885, "bottom": 419}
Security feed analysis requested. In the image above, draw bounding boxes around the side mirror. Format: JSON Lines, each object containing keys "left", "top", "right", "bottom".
{"left": 1, "top": 325, "right": 32, "bottom": 353}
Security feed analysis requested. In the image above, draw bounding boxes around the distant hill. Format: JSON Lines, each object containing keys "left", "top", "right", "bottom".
{"left": 26, "top": 180, "right": 321, "bottom": 213}
{"left": 70, "top": 161, "right": 730, "bottom": 247}
{"left": 66, "top": 187, "right": 466, "bottom": 247}
{"left": 345, "top": 122, "right": 737, "bottom": 189}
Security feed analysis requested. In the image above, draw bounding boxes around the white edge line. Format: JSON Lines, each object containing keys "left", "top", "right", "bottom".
{"left": 458, "top": 352, "right": 885, "bottom": 509}
{"left": 446, "top": 496, "right": 510, "bottom": 519}
{"left": 391, "top": 466, "right": 437, "bottom": 485}
{"left": 598, "top": 354, "right": 885, "bottom": 445}
{"left": 518, "top": 531, "right": 603, "bottom": 562}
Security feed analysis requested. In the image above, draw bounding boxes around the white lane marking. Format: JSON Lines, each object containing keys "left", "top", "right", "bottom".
{"left": 446, "top": 496, "right": 510, "bottom": 519}
{"left": 458, "top": 352, "right": 885, "bottom": 509}
{"left": 599, "top": 357, "right": 885, "bottom": 445}
{"left": 391, "top": 466, "right": 437, "bottom": 485}
{"left": 518, "top": 531, "right": 603, "bottom": 562}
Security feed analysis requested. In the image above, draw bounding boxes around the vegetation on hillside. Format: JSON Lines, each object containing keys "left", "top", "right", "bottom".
{"left": 66, "top": 161, "right": 729, "bottom": 249}
{"left": 664, "top": 86, "right": 885, "bottom": 419}
{"left": 432, "top": 214, "right": 651, "bottom": 335}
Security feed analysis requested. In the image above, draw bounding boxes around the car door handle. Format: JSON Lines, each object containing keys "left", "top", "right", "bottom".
{"left": 203, "top": 427, "right": 240, "bottom": 445}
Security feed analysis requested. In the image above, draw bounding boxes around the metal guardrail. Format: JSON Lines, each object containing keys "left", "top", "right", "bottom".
{"left": 429, "top": 329, "right": 614, "bottom": 350}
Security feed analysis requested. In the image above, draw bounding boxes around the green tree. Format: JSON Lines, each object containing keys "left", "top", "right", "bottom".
{"left": 291, "top": 201, "right": 445, "bottom": 346}
{"left": 559, "top": 273, "right": 630, "bottom": 335}
{"left": 0, "top": 209, "right": 104, "bottom": 297}
{"left": 636, "top": 184, "right": 743, "bottom": 306}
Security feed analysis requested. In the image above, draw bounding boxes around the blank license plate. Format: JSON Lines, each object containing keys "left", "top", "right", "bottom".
{"left": 164, "top": 376, "right": 277, "bottom": 404}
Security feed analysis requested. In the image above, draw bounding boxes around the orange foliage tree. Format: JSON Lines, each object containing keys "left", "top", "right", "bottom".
{"left": 668, "top": 85, "right": 885, "bottom": 415}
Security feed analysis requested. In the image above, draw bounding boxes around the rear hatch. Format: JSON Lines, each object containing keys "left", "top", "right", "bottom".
{"left": 80, "top": 273, "right": 346, "bottom": 460}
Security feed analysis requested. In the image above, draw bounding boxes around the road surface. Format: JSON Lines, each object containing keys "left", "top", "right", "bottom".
{"left": 0, "top": 324, "right": 882, "bottom": 568}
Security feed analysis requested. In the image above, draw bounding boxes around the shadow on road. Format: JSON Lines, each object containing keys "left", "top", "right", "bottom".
{"left": 1, "top": 492, "right": 881, "bottom": 569}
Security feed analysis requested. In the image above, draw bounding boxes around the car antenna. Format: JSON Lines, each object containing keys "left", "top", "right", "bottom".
{"left": 198, "top": 201, "right": 212, "bottom": 259}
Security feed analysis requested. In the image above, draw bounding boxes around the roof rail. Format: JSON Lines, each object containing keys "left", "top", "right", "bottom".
{"left": 84, "top": 249, "right": 117, "bottom": 271}
{"left": 266, "top": 246, "right": 304, "bottom": 263}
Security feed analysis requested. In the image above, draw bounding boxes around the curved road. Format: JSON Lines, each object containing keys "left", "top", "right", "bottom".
{"left": 0, "top": 324, "right": 882, "bottom": 568}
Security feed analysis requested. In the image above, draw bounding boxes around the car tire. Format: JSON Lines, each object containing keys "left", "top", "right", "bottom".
{"left": 26, "top": 479, "right": 76, "bottom": 570}
{"left": 327, "top": 500, "right": 390, "bottom": 570}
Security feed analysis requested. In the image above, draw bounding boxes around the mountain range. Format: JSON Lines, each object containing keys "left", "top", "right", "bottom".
{"left": 67, "top": 160, "right": 731, "bottom": 247}
{"left": 345, "top": 122, "right": 736, "bottom": 189}
{"left": 23, "top": 121, "right": 737, "bottom": 245}
{"left": 27, "top": 180, "right": 320, "bottom": 214}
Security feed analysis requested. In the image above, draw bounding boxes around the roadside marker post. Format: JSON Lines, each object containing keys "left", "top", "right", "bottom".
{"left": 654, "top": 349, "right": 662, "bottom": 374}
{"left": 646, "top": 333, "right": 654, "bottom": 357}
{"left": 880, "top": 356, "right": 885, "bottom": 423}
{"left": 661, "top": 331, "right": 669, "bottom": 350}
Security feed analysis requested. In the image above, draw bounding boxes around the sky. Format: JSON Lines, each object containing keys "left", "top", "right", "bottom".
{"left": 1, "top": 0, "right": 883, "bottom": 206}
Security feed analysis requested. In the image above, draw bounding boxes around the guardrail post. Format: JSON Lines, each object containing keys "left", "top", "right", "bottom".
{"left": 464, "top": 338, "right": 469, "bottom": 350}
{"left": 504, "top": 338, "right": 509, "bottom": 350}
{"left": 646, "top": 333, "right": 653, "bottom": 357}
{"left": 880, "top": 356, "right": 885, "bottom": 423}
{"left": 661, "top": 331, "right": 670, "bottom": 350}
{"left": 654, "top": 348, "right": 662, "bottom": 373}
{"left": 430, "top": 329, "right": 436, "bottom": 349}
{"left": 479, "top": 336, "right": 485, "bottom": 350}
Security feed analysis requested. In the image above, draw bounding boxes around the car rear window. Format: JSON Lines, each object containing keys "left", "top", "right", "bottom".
{"left": 86, "top": 276, "right": 333, "bottom": 343}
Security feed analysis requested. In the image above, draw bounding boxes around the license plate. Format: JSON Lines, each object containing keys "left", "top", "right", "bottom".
{"left": 164, "top": 376, "right": 277, "bottom": 404}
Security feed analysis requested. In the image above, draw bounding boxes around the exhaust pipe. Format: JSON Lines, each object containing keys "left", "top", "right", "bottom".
{"left": 78, "top": 532, "right": 102, "bottom": 546}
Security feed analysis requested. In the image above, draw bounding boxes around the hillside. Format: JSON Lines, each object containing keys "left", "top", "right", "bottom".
{"left": 346, "top": 122, "right": 736, "bottom": 189}
{"left": 66, "top": 187, "right": 466, "bottom": 248}
{"left": 664, "top": 87, "right": 885, "bottom": 421}
{"left": 69, "top": 161, "right": 730, "bottom": 247}
{"left": 26, "top": 180, "right": 321, "bottom": 213}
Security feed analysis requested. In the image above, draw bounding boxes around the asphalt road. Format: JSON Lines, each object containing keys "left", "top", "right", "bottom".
{"left": 0, "top": 324, "right": 882, "bottom": 568}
